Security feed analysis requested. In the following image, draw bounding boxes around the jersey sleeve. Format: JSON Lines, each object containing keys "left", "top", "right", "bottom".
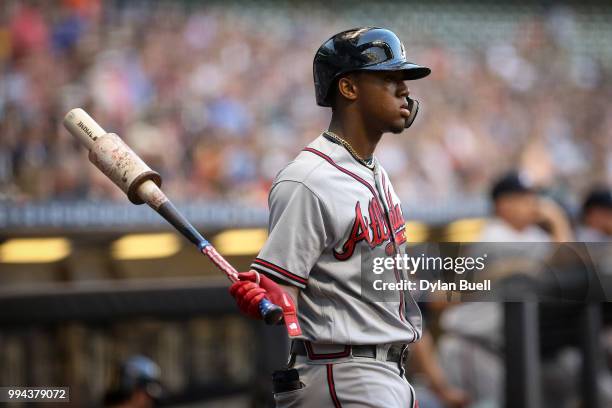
{"left": 250, "top": 181, "right": 329, "bottom": 288}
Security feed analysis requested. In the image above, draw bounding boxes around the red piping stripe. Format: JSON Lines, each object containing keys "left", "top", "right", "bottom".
{"left": 303, "top": 147, "right": 378, "bottom": 197}
{"left": 326, "top": 364, "right": 342, "bottom": 408}
{"left": 252, "top": 258, "right": 307, "bottom": 284}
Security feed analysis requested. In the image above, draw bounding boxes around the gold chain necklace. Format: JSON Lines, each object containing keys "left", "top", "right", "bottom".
{"left": 324, "top": 130, "right": 375, "bottom": 169}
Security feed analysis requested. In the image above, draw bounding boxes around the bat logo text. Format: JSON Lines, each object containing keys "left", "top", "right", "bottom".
{"left": 77, "top": 121, "right": 97, "bottom": 140}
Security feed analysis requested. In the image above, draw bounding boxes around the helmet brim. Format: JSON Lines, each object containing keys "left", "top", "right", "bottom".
{"left": 318, "top": 62, "right": 431, "bottom": 107}
{"left": 364, "top": 61, "right": 431, "bottom": 80}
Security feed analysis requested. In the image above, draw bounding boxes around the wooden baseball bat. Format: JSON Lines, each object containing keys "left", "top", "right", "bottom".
{"left": 62, "top": 108, "right": 285, "bottom": 327}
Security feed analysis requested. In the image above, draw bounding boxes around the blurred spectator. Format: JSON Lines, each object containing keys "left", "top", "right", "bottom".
{"left": 576, "top": 187, "right": 612, "bottom": 242}
{"left": 103, "top": 355, "right": 163, "bottom": 408}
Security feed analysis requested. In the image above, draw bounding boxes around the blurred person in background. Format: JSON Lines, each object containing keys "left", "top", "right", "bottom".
{"left": 435, "top": 171, "right": 574, "bottom": 407}
{"left": 579, "top": 187, "right": 612, "bottom": 402}
{"left": 576, "top": 187, "right": 612, "bottom": 242}
{"left": 409, "top": 328, "right": 470, "bottom": 408}
{"left": 479, "top": 171, "right": 573, "bottom": 243}
{"left": 103, "top": 355, "right": 163, "bottom": 408}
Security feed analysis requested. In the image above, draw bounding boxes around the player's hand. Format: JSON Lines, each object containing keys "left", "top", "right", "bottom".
{"left": 229, "top": 272, "right": 268, "bottom": 319}
{"left": 229, "top": 271, "right": 297, "bottom": 321}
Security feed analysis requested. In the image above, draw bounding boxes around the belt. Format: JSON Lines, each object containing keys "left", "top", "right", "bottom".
{"left": 290, "top": 340, "right": 409, "bottom": 365}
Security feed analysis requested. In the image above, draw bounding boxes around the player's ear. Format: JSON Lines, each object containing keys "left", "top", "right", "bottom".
{"left": 337, "top": 75, "right": 358, "bottom": 102}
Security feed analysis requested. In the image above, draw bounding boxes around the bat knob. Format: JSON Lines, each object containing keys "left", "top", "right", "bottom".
{"left": 259, "top": 298, "right": 284, "bottom": 325}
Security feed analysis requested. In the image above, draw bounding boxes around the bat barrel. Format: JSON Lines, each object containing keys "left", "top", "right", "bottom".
{"left": 63, "top": 108, "right": 163, "bottom": 205}
{"left": 88, "top": 133, "right": 162, "bottom": 205}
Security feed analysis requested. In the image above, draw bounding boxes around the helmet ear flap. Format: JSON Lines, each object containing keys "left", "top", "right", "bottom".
{"left": 404, "top": 97, "right": 419, "bottom": 128}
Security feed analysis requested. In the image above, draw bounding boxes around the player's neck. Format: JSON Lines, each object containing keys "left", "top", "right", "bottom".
{"left": 327, "top": 114, "right": 381, "bottom": 159}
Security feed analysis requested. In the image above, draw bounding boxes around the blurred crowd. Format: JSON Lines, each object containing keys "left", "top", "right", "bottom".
{"left": 0, "top": 0, "right": 611, "bottom": 208}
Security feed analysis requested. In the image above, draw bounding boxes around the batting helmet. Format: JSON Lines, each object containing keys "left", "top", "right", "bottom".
{"left": 104, "top": 355, "right": 164, "bottom": 405}
{"left": 313, "top": 27, "right": 430, "bottom": 127}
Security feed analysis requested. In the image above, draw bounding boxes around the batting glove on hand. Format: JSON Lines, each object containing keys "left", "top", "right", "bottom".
{"left": 229, "top": 271, "right": 297, "bottom": 321}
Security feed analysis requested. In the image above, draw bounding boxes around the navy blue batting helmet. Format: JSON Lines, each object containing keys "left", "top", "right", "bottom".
{"left": 313, "top": 27, "right": 431, "bottom": 107}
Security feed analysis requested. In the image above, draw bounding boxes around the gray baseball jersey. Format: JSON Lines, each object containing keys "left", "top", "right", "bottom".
{"left": 251, "top": 134, "right": 422, "bottom": 345}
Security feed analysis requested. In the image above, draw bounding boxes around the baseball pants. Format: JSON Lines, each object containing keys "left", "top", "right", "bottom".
{"left": 274, "top": 355, "right": 417, "bottom": 408}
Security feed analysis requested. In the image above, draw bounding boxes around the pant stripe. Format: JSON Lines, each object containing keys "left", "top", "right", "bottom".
{"left": 326, "top": 363, "right": 342, "bottom": 408}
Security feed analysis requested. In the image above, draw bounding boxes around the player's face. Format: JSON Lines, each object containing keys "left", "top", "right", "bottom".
{"left": 355, "top": 71, "right": 411, "bottom": 134}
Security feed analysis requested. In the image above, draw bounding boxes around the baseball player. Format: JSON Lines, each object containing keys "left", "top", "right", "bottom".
{"left": 230, "top": 27, "right": 430, "bottom": 407}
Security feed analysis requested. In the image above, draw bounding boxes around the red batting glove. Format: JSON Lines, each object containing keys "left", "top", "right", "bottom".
{"left": 229, "top": 278, "right": 268, "bottom": 319}
{"left": 229, "top": 271, "right": 296, "bottom": 320}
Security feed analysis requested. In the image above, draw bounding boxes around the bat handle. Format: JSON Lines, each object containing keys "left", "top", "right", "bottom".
{"left": 259, "top": 297, "right": 284, "bottom": 325}
{"left": 199, "top": 244, "right": 284, "bottom": 325}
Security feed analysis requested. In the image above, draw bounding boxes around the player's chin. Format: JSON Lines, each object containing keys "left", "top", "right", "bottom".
{"left": 387, "top": 119, "right": 407, "bottom": 134}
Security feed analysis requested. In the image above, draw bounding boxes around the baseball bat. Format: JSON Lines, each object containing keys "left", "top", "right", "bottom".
{"left": 63, "top": 108, "right": 283, "bottom": 326}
